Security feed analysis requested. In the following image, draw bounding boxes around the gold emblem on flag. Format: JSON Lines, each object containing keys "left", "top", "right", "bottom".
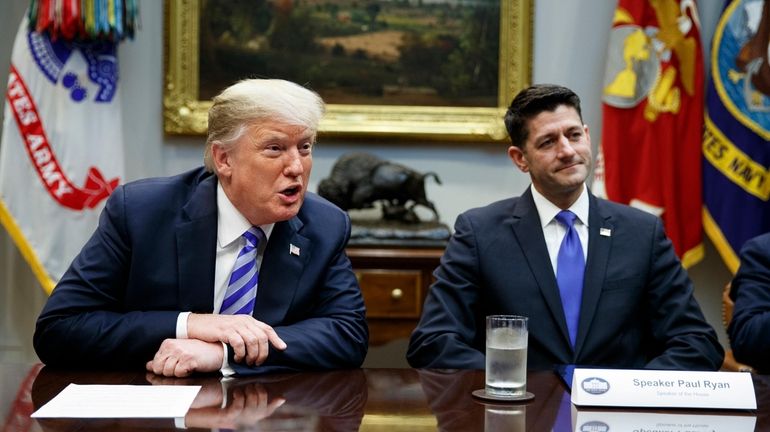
{"left": 602, "top": 1, "right": 699, "bottom": 122}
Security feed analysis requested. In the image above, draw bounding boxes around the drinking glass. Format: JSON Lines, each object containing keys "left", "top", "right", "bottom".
{"left": 485, "top": 315, "right": 528, "bottom": 397}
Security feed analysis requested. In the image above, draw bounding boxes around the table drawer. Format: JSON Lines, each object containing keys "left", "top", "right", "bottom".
{"left": 357, "top": 270, "right": 422, "bottom": 318}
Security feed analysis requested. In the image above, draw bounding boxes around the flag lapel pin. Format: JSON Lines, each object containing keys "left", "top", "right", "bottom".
{"left": 289, "top": 244, "right": 301, "bottom": 256}
{"left": 600, "top": 228, "right": 612, "bottom": 237}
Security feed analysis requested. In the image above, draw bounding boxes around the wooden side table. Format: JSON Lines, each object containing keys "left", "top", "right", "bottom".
{"left": 346, "top": 246, "right": 444, "bottom": 346}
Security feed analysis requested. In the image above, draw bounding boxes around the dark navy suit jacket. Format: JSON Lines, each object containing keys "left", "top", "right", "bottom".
{"left": 729, "top": 232, "right": 770, "bottom": 372}
{"left": 407, "top": 187, "right": 723, "bottom": 371}
{"left": 34, "top": 167, "right": 368, "bottom": 374}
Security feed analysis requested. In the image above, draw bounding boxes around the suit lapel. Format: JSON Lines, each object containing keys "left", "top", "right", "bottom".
{"left": 254, "top": 216, "right": 311, "bottom": 325}
{"left": 176, "top": 174, "right": 218, "bottom": 312}
{"left": 574, "top": 192, "right": 613, "bottom": 357}
{"left": 511, "top": 188, "right": 572, "bottom": 349}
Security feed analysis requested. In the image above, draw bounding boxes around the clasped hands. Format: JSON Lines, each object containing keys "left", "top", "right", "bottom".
{"left": 146, "top": 314, "right": 287, "bottom": 377}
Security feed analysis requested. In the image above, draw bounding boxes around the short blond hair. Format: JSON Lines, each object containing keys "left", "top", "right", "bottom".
{"left": 203, "top": 79, "right": 325, "bottom": 172}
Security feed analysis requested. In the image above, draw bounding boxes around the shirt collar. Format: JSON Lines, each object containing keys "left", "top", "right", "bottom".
{"left": 530, "top": 183, "right": 589, "bottom": 229}
{"left": 217, "top": 182, "right": 274, "bottom": 248}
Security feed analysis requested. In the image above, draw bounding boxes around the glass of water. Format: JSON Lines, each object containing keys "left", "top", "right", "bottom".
{"left": 485, "top": 315, "right": 528, "bottom": 397}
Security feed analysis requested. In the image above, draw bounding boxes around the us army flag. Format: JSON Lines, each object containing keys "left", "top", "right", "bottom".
{"left": 703, "top": 0, "right": 770, "bottom": 273}
{"left": 594, "top": 0, "right": 705, "bottom": 268}
{"left": 0, "top": 17, "right": 123, "bottom": 293}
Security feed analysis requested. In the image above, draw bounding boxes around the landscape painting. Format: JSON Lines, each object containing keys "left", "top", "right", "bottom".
{"left": 198, "top": 0, "right": 501, "bottom": 107}
{"left": 164, "top": 0, "right": 531, "bottom": 140}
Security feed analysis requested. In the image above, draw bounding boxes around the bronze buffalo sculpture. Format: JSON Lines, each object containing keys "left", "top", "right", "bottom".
{"left": 318, "top": 153, "right": 441, "bottom": 224}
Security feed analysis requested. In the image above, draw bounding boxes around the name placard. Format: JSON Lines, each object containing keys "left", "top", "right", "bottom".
{"left": 571, "top": 368, "right": 756, "bottom": 410}
{"left": 574, "top": 410, "right": 756, "bottom": 432}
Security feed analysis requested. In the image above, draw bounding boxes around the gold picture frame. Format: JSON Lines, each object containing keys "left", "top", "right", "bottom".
{"left": 163, "top": 0, "right": 532, "bottom": 141}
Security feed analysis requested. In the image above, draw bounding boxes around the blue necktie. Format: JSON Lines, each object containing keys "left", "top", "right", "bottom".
{"left": 221, "top": 227, "right": 264, "bottom": 315}
{"left": 555, "top": 210, "right": 585, "bottom": 347}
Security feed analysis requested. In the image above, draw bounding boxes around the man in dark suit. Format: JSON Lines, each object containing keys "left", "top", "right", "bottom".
{"left": 728, "top": 231, "right": 770, "bottom": 372}
{"left": 407, "top": 84, "right": 723, "bottom": 371}
{"left": 34, "top": 79, "right": 368, "bottom": 376}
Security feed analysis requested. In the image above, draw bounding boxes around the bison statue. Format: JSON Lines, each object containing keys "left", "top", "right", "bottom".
{"left": 318, "top": 153, "right": 442, "bottom": 224}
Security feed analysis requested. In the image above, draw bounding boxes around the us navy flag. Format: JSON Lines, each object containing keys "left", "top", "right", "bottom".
{"left": 703, "top": 0, "right": 770, "bottom": 272}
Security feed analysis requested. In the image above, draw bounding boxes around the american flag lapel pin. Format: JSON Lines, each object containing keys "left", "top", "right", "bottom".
{"left": 600, "top": 228, "right": 612, "bottom": 237}
{"left": 289, "top": 244, "right": 301, "bottom": 256}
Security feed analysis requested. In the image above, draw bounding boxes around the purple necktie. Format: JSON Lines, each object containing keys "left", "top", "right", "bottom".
{"left": 555, "top": 210, "right": 585, "bottom": 347}
{"left": 221, "top": 227, "right": 264, "bottom": 315}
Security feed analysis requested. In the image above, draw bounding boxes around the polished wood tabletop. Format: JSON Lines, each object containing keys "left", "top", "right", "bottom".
{"left": 1, "top": 363, "right": 768, "bottom": 431}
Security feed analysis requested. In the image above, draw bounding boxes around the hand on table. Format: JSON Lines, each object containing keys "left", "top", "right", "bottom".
{"left": 146, "top": 338, "right": 223, "bottom": 377}
{"left": 187, "top": 313, "right": 287, "bottom": 365}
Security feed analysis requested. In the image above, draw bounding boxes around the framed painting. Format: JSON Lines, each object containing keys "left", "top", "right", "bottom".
{"left": 164, "top": 0, "right": 532, "bottom": 141}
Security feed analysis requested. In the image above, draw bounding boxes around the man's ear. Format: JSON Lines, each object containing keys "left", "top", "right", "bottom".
{"left": 508, "top": 145, "right": 529, "bottom": 173}
{"left": 211, "top": 142, "right": 232, "bottom": 178}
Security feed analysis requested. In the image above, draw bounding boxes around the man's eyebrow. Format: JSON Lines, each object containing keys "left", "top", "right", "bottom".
{"left": 299, "top": 132, "right": 317, "bottom": 143}
{"left": 532, "top": 129, "right": 558, "bottom": 142}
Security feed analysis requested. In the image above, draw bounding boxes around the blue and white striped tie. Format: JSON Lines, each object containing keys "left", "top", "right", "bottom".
{"left": 221, "top": 227, "right": 264, "bottom": 315}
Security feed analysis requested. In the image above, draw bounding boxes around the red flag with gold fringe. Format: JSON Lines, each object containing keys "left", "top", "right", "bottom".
{"left": 594, "top": 0, "right": 705, "bottom": 268}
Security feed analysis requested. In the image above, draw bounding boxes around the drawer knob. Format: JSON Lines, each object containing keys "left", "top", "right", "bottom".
{"left": 391, "top": 288, "right": 403, "bottom": 300}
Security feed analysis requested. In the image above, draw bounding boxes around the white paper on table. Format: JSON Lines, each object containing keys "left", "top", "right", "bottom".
{"left": 31, "top": 384, "right": 201, "bottom": 418}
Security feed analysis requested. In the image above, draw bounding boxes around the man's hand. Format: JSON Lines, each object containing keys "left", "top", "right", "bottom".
{"left": 187, "top": 314, "right": 287, "bottom": 366}
{"left": 146, "top": 338, "right": 223, "bottom": 377}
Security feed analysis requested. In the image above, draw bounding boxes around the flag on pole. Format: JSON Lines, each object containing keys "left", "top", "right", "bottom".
{"left": 0, "top": 15, "right": 124, "bottom": 293}
{"left": 594, "top": 0, "right": 705, "bottom": 268}
{"left": 703, "top": 0, "right": 770, "bottom": 274}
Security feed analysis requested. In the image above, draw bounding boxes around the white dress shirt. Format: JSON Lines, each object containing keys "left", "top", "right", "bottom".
{"left": 174, "top": 182, "right": 274, "bottom": 374}
{"left": 211, "top": 182, "right": 274, "bottom": 313}
{"left": 530, "top": 184, "right": 589, "bottom": 275}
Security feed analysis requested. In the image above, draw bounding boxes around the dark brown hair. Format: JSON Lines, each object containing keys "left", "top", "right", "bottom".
{"left": 504, "top": 84, "right": 583, "bottom": 148}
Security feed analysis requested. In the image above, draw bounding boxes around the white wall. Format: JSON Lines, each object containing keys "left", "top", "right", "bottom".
{"left": 0, "top": 0, "right": 733, "bottom": 364}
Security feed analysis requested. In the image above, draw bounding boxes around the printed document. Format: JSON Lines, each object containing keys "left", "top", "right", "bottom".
{"left": 31, "top": 384, "right": 201, "bottom": 418}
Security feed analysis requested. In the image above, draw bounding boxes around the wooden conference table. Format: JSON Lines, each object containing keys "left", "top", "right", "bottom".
{"left": 2, "top": 362, "right": 769, "bottom": 431}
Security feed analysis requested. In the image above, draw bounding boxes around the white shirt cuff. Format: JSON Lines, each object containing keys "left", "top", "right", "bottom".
{"left": 174, "top": 416, "right": 186, "bottom": 429}
{"left": 176, "top": 312, "right": 191, "bottom": 339}
{"left": 220, "top": 342, "right": 235, "bottom": 377}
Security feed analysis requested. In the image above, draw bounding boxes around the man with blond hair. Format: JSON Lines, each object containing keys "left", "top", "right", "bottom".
{"left": 35, "top": 79, "right": 368, "bottom": 376}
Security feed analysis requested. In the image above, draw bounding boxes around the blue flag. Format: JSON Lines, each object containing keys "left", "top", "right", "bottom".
{"left": 703, "top": 0, "right": 770, "bottom": 273}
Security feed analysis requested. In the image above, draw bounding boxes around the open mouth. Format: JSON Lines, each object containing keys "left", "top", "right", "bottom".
{"left": 281, "top": 186, "right": 301, "bottom": 196}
